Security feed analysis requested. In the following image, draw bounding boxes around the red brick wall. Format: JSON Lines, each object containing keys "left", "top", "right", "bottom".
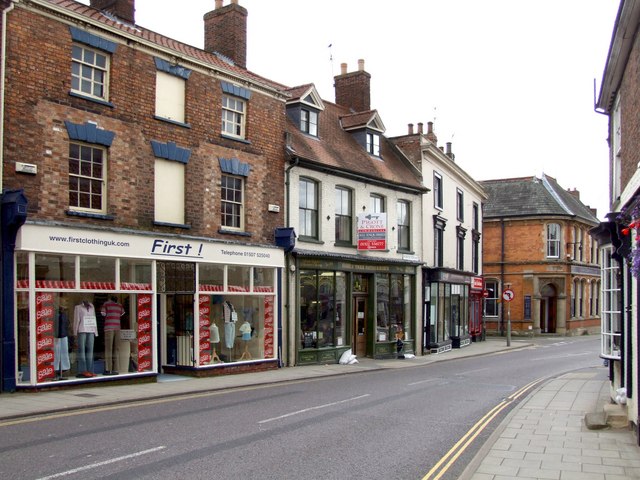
{"left": 619, "top": 30, "right": 640, "bottom": 195}
{"left": 2, "top": 7, "right": 285, "bottom": 244}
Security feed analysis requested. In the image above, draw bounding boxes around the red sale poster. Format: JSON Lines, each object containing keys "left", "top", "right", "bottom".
{"left": 137, "top": 294, "right": 152, "bottom": 372}
{"left": 36, "top": 292, "right": 55, "bottom": 381}
{"left": 199, "top": 295, "right": 211, "bottom": 365}
{"left": 263, "top": 296, "right": 274, "bottom": 358}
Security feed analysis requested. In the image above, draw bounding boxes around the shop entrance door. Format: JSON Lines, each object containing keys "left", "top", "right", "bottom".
{"left": 161, "top": 294, "right": 195, "bottom": 367}
{"left": 353, "top": 296, "right": 367, "bottom": 356}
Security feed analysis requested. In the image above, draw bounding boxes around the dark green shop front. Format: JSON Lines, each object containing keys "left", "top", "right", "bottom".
{"left": 294, "top": 254, "right": 419, "bottom": 365}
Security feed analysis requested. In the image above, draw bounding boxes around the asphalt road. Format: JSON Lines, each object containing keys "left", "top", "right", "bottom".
{"left": 0, "top": 336, "right": 601, "bottom": 480}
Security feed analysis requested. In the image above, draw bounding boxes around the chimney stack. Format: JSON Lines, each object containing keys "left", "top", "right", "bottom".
{"left": 445, "top": 142, "right": 455, "bottom": 161}
{"left": 417, "top": 122, "right": 423, "bottom": 134}
{"left": 567, "top": 188, "right": 581, "bottom": 200}
{"left": 90, "top": 0, "right": 135, "bottom": 23}
{"left": 334, "top": 59, "right": 371, "bottom": 112}
{"left": 408, "top": 123, "right": 414, "bottom": 135}
{"left": 426, "top": 121, "right": 438, "bottom": 145}
{"left": 204, "top": 0, "right": 248, "bottom": 69}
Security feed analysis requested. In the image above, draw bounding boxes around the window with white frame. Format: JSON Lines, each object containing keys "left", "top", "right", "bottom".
{"left": 484, "top": 279, "right": 499, "bottom": 316}
{"left": 397, "top": 200, "right": 410, "bottom": 251}
{"left": 434, "top": 172, "right": 443, "bottom": 209}
{"left": 222, "top": 95, "right": 246, "bottom": 139}
{"left": 155, "top": 71, "right": 186, "bottom": 123}
{"left": 221, "top": 174, "right": 244, "bottom": 230}
{"left": 472, "top": 202, "right": 479, "bottom": 231}
{"left": 366, "top": 132, "right": 380, "bottom": 156}
{"left": 612, "top": 95, "right": 621, "bottom": 200}
{"left": 69, "top": 142, "right": 107, "bottom": 213}
{"left": 434, "top": 218, "right": 445, "bottom": 267}
{"left": 601, "top": 246, "right": 621, "bottom": 359}
{"left": 335, "top": 187, "right": 353, "bottom": 244}
{"left": 299, "top": 178, "right": 318, "bottom": 239}
{"left": 546, "top": 223, "right": 561, "bottom": 258}
{"left": 370, "top": 194, "right": 385, "bottom": 213}
{"left": 472, "top": 232, "right": 480, "bottom": 274}
{"left": 301, "top": 109, "right": 318, "bottom": 136}
{"left": 71, "top": 44, "right": 109, "bottom": 101}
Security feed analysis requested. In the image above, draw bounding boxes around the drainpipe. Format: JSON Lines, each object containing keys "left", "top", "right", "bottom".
{"left": 284, "top": 152, "right": 299, "bottom": 366}
{"left": 0, "top": 1, "right": 16, "bottom": 192}
{"left": 500, "top": 218, "right": 505, "bottom": 336}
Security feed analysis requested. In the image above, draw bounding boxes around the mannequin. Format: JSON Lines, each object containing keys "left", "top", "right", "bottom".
{"left": 209, "top": 322, "right": 222, "bottom": 363}
{"left": 100, "top": 296, "right": 124, "bottom": 375}
{"left": 54, "top": 299, "right": 71, "bottom": 380}
{"left": 73, "top": 300, "right": 98, "bottom": 378}
{"left": 223, "top": 301, "right": 237, "bottom": 350}
{"left": 239, "top": 320, "right": 252, "bottom": 360}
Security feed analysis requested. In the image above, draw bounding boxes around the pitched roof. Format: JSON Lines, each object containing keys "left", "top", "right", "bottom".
{"left": 42, "top": 0, "right": 288, "bottom": 93}
{"left": 480, "top": 174, "right": 599, "bottom": 224}
{"left": 286, "top": 101, "right": 423, "bottom": 191}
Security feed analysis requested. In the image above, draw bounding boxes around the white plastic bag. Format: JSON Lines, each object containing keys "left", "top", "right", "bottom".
{"left": 339, "top": 349, "right": 353, "bottom": 365}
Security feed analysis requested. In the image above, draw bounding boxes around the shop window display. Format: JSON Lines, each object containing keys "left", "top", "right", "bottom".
{"left": 196, "top": 294, "right": 275, "bottom": 364}
{"left": 16, "top": 253, "right": 154, "bottom": 384}
{"left": 376, "top": 273, "right": 413, "bottom": 343}
{"left": 299, "top": 271, "right": 345, "bottom": 349}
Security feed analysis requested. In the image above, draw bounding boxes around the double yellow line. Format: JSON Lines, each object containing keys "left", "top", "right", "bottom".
{"left": 421, "top": 377, "right": 546, "bottom": 480}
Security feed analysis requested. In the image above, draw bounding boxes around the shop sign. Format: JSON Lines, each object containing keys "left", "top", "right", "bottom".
{"left": 16, "top": 225, "right": 284, "bottom": 267}
{"left": 472, "top": 277, "right": 484, "bottom": 290}
{"left": 35, "top": 292, "right": 55, "bottom": 381}
{"left": 356, "top": 213, "right": 387, "bottom": 250}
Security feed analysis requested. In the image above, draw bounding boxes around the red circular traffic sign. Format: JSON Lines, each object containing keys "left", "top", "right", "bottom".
{"left": 502, "top": 289, "right": 515, "bottom": 302}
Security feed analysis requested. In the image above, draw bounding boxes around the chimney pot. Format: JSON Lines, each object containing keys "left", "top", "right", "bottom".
{"left": 215, "top": 0, "right": 222, "bottom": 7}
{"left": 358, "top": 59, "right": 365, "bottom": 71}
{"left": 340, "top": 63, "right": 347, "bottom": 75}
{"left": 417, "top": 122, "right": 423, "bottom": 134}
{"left": 408, "top": 123, "right": 414, "bottom": 135}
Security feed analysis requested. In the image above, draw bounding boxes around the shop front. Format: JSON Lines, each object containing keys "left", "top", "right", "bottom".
{"left": 423, "top": 268, "right": 474, "bottom": 353}
{"left": 12, "top": 223, "right": 283, "bottom": 388}
{"left": 294, "top": 253, "right": 420, "bottom": 365}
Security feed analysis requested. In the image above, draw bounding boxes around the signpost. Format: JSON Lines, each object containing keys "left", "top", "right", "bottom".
{"left": 502, "top": 288, "right": 514, "bottom": 346}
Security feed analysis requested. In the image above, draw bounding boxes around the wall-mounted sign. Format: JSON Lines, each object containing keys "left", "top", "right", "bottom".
{"left": 357, "top": 213, "right": 387, "bottom": 250}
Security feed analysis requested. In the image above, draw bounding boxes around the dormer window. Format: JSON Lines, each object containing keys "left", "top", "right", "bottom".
{"left": 301, "top": 109, "right": 318, "bottom": 136}
{"left": 366, "top": 132, "right": 380, "bottom": 156}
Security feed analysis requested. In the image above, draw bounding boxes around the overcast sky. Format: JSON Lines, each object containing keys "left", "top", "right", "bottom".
{"left": 81, "top": 0, "right": 619, "bottom": 219}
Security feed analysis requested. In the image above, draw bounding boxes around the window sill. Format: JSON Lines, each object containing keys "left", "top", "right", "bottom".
{"left": 69, "top": 91, "right": 114, "bottom": 108}
{"left": 218, "top": 229, "right": 251, "bottom": 237}
{"left": 335, "top": 241, "right": 356, "bottom": 248}
{"left": 66, "top": 210, "right": 114, "bottom": 220}
{"left": 397, "top": 249, "right": 415, "bottom": 255}
{"left": 220, "top": 134, "right": 251, "bottom": 145}
{"left": 153, "top": 116, "right": 191, "bottom": 129}
{"left": 298, "top": 236, "right": 324, "bottom": 245}
{"left": 154, "top": 221, "right": 191, "bottom": 229}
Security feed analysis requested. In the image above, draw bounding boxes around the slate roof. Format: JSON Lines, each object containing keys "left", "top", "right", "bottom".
{"left": 43, "top": 0, "right": 288, "bottom": 93}
{"left": 480, "top": 175, "right": 599, "bottom": 224}
{"left": 285, "top": 98, "right": 424, "bottom": 191}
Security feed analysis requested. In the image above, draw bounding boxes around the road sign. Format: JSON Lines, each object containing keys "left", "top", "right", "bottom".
{"left": 483, "top": 290, "right": 489, "bottom": 298}
{"left": 502, "top": 289, "right": 515, "bottom": 302}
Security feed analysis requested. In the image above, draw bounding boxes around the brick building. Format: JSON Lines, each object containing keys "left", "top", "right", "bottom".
{"left": 592, "top": 0, "right": 640, "bottom": 438}
{"left": 481, "top": 175, "right": 600, "bottom": 336}
{"left": 0, "top": 0, "right": 288, "bottom": 391}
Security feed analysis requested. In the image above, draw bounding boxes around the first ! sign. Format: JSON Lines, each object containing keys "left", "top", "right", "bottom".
{"left": 357, "top": 213, "right": 387, "bottom": 250}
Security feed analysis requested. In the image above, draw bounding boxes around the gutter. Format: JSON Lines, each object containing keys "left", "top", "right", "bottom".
{"left": 0, "top": 0, "right": 16, "bottom": 192}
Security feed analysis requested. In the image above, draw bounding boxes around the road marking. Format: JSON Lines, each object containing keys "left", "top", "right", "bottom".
{"left": 530, "top": 352, "right": 593, "bottom": 361}
{"left": 455, "top": 367, "right": 489, "bottom": 376}
{"left": 35, "top": 446, "right": 166, "bottom": 479}
{"left": 408, "top": 378, "right": 440, "bottom": 386}
{"left": 421, "top": 377, "right": 546, "bottom": 480}
{"left": 258, "top": 394, "right": 370, "bottom": 424}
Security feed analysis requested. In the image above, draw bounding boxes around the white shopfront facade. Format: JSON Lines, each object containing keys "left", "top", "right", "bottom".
{"left": 13, "top": 223, "right": 284, "bottom": 387}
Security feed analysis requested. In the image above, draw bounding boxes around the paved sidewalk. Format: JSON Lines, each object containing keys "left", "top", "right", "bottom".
{"left": 460, "top": 368, "right": 640, "bottom": 480}
{"left": 2, "top": 336, "right": 637, "bottom": 480}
